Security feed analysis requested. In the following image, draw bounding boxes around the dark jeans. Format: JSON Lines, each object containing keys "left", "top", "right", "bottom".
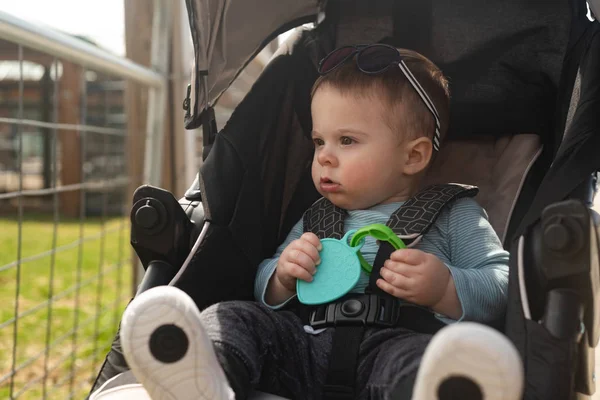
{"left": 200, "top": 301, "right": 432, "bottom": 400}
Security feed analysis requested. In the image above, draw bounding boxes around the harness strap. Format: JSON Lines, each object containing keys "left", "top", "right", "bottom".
{"left": 323, "top": 326, "right": 364, "bottom": 400}
{"left": 304, "top": 184, "right": 479, "bottom": 244}
{"left": 301, "top": 293, "right": 446, "bottom": 332}
{"left": 296, "top": 293, "right": 446, "bottom": 400}
{"left": 368, "top": 241, "right": 397, "bottom": 297}
{"left": 386, "top": 183, "right": 479, "bottom": 243}
{"left": 303, "top": 196, "right": 345, "bottom": 240}
{"left": 367, "top": 184, "right": 478, "bottom": 296}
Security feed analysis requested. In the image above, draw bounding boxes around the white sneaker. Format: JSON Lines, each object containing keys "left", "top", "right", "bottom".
{"left": 120, "top": 286, "right": 235, "bottom": 400}
{"left": 412, "top": 322, "right": 524, "bottom": 400}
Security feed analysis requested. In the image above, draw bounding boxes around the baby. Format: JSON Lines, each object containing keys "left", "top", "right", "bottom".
{"left": 120, "top": 45, "right": 521, "bottom": 400}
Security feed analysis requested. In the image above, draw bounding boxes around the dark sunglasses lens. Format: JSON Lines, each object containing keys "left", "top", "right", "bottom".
{"left": 358, "top": 45, "right": 399, "bottom": 73}
{"left": 319, "top": 47, "right": 356, "bottom": 74}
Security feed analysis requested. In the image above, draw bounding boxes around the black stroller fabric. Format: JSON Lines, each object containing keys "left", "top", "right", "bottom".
{"left": 174, "top": 40, "right": 321, "bottom": 309}
{"left": 92, "top": 1, "right": 600, "bottom": 398}
{"left": 505, "top": 19, "right": 600, "bottom": 398}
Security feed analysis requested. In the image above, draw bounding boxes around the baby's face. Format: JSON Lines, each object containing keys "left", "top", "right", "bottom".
{"left": 310, "top": 86, "right": 413, "bottom": 210}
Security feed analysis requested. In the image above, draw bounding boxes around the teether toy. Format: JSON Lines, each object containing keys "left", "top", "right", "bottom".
{"left": 297, "top": 224, "right": 406, "bottom": 305}
{"left": 297, "top": 230, "right": 363, "bottom": 305}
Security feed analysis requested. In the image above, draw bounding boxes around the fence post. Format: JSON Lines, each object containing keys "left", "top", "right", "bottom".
{"left": 58, "top": 61, "right": 83, "bottom": 218}
{"left": 166, "top": 0, "right": 197, "bottom": 196}
{"left": 124, "top": 0, "right": 152, "bottom": 206}
{"left": 143, "top": 0, "right": 172, "bottom": 188}
{"left": 125, "top": 0, "right": 172, "bottom": 288}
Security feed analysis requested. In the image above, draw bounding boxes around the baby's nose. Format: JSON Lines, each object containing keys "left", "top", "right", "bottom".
{"left": 317, "top": 147, "right": 336, "bottom": 166}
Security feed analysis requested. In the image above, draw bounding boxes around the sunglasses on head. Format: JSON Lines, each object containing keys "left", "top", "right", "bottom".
{"left": 318, "top": 44, "right": 441, "bottom": 152}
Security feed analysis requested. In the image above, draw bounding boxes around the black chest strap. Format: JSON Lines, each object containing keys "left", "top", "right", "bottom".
{"left": 386, "top": 183, "right": 479, "bottom": 242}
{"left": 304, "top": 183, "right": 478, "bottom": 244}
{"left": 372, "top": 184, "right": 479, "bottom": 296}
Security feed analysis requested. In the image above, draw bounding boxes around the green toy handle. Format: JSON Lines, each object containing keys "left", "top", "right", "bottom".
{"left": 349, "top": 223, "right": 406, "bottom": 274}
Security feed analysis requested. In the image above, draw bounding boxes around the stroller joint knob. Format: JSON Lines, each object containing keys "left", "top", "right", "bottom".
{"left": 544, "top": 222, "right": 571, "bottom": 251}
{"left": 135, "top": 202, "right": 160, "bottom": 230}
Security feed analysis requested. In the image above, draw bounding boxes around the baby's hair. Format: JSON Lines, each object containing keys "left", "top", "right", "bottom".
{"left": 311, "top": 48, "right": 450, "bottom": 145}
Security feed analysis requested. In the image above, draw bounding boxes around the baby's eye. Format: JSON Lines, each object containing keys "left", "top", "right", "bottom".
{"left": 340, "top": 136, "right": 354, "bottom": 145}
{"left": 313, "top": 138, "right": 324, "bottom": 147}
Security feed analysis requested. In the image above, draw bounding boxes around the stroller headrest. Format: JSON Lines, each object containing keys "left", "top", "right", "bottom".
{"left": 315, "top": 0, "right": 572, "bottom": 141}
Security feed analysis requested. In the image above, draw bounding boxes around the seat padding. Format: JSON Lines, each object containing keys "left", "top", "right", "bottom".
{"left": 423, "top": 134, "right": 542, "bottom": 243}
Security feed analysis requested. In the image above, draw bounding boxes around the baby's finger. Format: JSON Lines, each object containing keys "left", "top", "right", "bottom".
{"left": 383, "top": 259, "right": 414, "bottom": 277}
{"left": 288, "top": 263, "right": 314, "bottom": 282}
{"left": 376, "top": 278, "right": 408, "bottom": 299}
{"left": 389, "top": 248, "right": 426, "bottom": 265}
{"left": 301, "top": 232, "right": 323, "bottom": 251}
{"left": 295, "top": 238, "right": 321, "bottom": 265}
{"left": 288, "top": 249, "right": 317, "bottom": 274}
{"left": 380, "top": 267, "right": 411, "bottom": 291}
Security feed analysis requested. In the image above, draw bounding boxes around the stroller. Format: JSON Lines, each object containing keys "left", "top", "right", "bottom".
{"left": 90, "top": 0, "right": 600, "bottom": 398}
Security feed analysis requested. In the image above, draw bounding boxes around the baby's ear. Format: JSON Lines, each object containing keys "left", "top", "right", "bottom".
{"left": 403, "top": 137, "right": 433, "bottom": 175}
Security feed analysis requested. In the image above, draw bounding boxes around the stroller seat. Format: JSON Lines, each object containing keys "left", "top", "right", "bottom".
{"left": 424, "top": 134, "right": 542, "bottom": 243}
{"left": 90, "top": 0, "right": 600, "bottom": 399}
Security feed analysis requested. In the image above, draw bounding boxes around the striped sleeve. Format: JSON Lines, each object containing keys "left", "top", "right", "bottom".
{"left": 254, "top": 218, "right": 304, "bottom": 308}
{"left": 438, "top": 197, "right": 509, "bottom": 324}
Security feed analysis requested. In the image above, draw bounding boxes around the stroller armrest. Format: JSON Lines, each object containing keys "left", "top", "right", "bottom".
{"left": 130, "top": 185, "right": 197, "bottom": 290}
{"left": 527, "top": 199, "right": 599, "bottom": 348}
{"left": 89, "top": 186, "right": 204, "bottom": 395}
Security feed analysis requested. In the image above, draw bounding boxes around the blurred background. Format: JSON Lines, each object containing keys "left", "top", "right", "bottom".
{"left": 0, "top": 1, "right": 282, "bottom": 398}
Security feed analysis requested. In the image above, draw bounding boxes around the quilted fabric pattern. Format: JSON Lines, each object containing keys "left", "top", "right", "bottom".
{"left": 303, "top": 197, "right": 346, "bottom": 240}
{"left": 303, "top": 184, "right": 478, "bottom": 241}
{"left": 387, "top": 184, "right": 478, "bottom": 237}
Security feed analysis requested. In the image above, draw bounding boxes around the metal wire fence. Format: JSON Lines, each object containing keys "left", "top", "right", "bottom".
{"left": 0, "top": 9, "right": 167, "bottom": 400}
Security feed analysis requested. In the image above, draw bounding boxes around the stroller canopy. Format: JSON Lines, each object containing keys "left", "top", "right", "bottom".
{"left": 185, "top": 0, "right": 590, "bottom": 152}
{"left": 186, "top": 0, "right": 321, "bottom": 119}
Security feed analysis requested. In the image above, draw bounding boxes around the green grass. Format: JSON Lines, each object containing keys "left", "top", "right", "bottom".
{"left": 0, "top": 212, "right": 132, "bottom": 400}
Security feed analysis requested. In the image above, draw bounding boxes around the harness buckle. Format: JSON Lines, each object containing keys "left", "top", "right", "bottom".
{"left": 308, "top": 294, "right": 401, "bottom": 329}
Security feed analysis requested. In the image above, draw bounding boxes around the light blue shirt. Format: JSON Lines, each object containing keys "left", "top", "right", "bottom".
{"left": 255, "top": 197, "right": 509, "bottom": 324}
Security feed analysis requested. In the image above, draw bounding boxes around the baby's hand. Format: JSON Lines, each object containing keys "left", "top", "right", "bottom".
{"left": 376, "top": 249, "right": 450, "bottom": 308}
{"left": 275, "top": 232, "right": 322, "bottom": 292}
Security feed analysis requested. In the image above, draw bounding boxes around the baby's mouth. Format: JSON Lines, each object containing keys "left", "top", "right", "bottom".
{"left": 319, "top": 177, "right": 340, "bottom": 192}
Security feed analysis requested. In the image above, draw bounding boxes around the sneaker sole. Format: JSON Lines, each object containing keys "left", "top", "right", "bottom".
{"left": 120, "top": 286, "right": 233, "bottom": 400}
{"left": 412, "top": 322, "right": 524, "bottom": 400}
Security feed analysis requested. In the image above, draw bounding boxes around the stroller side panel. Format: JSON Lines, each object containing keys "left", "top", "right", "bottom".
{"left": 511, "top": 22, "right": 600, "bottom": 240}
{"left": 505, "top": 20, "right": 600, "bottom": 398}
{"left": 90, "top": 38, "right": 320, "bottom": 393}
{"left": 175, "top": 39, "right": 320, "bottom": 310}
